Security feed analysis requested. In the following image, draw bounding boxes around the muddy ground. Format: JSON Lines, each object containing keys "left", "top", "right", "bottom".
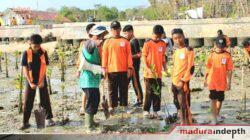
{"left": 0, "top": 44, "right": 249, "bottom": 133}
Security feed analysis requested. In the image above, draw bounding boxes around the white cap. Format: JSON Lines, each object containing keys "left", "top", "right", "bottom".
{"left": 89, "top": 25, "right": 108, "bottom": 36}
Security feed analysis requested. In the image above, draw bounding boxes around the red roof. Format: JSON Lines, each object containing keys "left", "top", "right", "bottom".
{"left": 10, "top": 8, "right": 71, "bottom": 22}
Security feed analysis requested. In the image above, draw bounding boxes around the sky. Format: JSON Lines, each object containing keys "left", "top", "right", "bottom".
{"left": 0, "top": 0, "right": 150, "bottom": 11}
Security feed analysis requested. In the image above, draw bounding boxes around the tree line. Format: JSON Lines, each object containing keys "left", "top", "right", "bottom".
{"left": 52, "top": 0, "right": 250, "bottom": 22}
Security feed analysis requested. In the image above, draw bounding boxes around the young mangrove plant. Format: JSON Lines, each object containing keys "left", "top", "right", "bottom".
{"left": 14, "top": 67, "right": 25, "bottom": 113}
{"left": 5, "top": 52, "right": 9, "bottom": 78}
{"left": 58, "top": 48, "right": 66, "bottom": 82}
{"left": 0, "top": 51, "right": 3, "bottom": 72}
{"left": 46, "top": 66, "right": 53, "bottom": 95}
{"left": 14, "top": 50, "right": 20, "bottom": 70}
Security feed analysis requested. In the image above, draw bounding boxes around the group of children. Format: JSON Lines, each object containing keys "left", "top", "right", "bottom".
{"left": 20, "top": 20, "right": 241, "bottom": 130}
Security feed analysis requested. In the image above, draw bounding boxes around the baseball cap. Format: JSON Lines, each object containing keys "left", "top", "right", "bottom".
{"left": 89, "top": 25, "right": 108, "bottom": 36}
{"left": 110, "top": 21, "right": 121, "bottom": 29}
{"left": 215, "top": 37, "right": 227, "bottom": 48}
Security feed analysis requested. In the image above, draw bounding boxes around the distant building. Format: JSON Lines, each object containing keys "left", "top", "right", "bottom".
{"left": 2, "top": 8, "right": 71, "bottom": 26}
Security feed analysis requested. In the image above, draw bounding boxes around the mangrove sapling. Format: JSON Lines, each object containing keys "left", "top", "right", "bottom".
{"left": 14, "top": 68, "right": 25, "bottom": 113}
{"left": 0, "top": 51, "right": 3, "bottom": 72}
{"left": 5, "top": 52, "right": 9, "bottom": 78}
{"left": 150, "top": 64, "right": 175, "bottom": 123}
{"left": 14, "top": 50, "right": 20, "bottom": 70}
{"left": 194, "top": 49, "right": 207, "bottom": 77}
{"left": 60, "top": 82, "right": 66, "bottom": 125}
{"left": 241, "top": 67, "right": 247, "bottom": 112}
{"left": 46, "top": 66, "right": 53, "bottom": 95}
{"left": 58, "top": 48, "right": 66, "bottom": 82}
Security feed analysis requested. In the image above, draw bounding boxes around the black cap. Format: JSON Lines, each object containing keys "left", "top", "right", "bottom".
{"left": 215, "top": 37, "right": 227, "bottom": 48}
{"left": 153, "top": 25, "right": 164, "bottom": 35}
{"left": 171, "top": 28, "right": 184, "bottom": 35}
{"left": 111, "top": 21, "right": 121, "bottom": 29}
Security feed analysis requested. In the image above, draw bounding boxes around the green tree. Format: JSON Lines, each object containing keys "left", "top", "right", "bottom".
{"left": 96, "top": 6, "right": 119, "bottom": 21}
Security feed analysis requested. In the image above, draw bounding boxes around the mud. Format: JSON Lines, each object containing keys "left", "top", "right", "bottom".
{"left": 0, "top": 46, "right": 249, "bottom": 133}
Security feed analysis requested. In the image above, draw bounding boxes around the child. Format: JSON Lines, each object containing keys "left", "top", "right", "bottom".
{"left": 123, "top": 25, "right": 143, "bottom": 108}
{"left": 102, "top": 21, "right": 133, "bottom": 114}
{"left": 78, "top": 25, "right": 108, "bottom": 130}
{"left": 77, "top": 23, "right": 96, "bottom": 116}
{"left": 242, "top": 38, "right": 250, "bottom": 71}
{"left": 204, "top": 36, "right": 233, "bottom": 125}
{"left": 20, "top": 34, "right": 55, "bottom": 130}
{"left": 142, "top": 25, "right": 167, "bottom": 120}
{"left": 171, "top": 28, "right": 194, "bottom": 125}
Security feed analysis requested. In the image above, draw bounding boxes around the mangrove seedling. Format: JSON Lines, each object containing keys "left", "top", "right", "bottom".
{"left": 0, "top": 51, "right": 2, "bottom": 72}
{"left": 14, "top": 68, "right": 25, "bottom": 114}
{"left": 5, "top": 52, "right": 9, "bottom": 78}
{"left": 194, "top": 49, "right": 207, "bottom": 77}
{"left": 58, "top": 48, "right": 66, "bottom": 82}
{"left": 46, "top": 66, "right": 53, "bottom": 95}
{"left": 14, "top": 50, "right": 20, "bottom": 70}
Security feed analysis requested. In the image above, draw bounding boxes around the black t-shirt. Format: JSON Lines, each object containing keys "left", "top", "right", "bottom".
{"left": 22, "top": 48, "right": 49, "bottom": 84}
{"left": 130, "top": 38, "right": 141, "bottom": 64}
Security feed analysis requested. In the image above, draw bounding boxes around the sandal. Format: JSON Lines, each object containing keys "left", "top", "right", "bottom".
{"left": 153, "top": 113, "right": 163, "bottom": 120}
{"left": 46, "top": 119, "right": 55, "bottom": 127}
{"left": 144, "top": 113, "right": 154, "bottom": 119}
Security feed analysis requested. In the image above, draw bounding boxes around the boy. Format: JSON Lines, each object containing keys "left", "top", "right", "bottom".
{"left": 217, "top": 29, "right": 231, "bottom": 51}
{"left": 204, "top": 36, "right": 233, "bottom": 125}
{"left": 78, "top": 25, "right": 108, "bottom": 129}
{"left": 242, "top": 38, "right": 250, "bottom": 71}
{"left": 171, "top": 28, "right": 194, "bottom": 125}
{"left": 102, "top": 21, "right": 133, "bottom": 114}
{"left": 20, "top": 34, "right": 54, "bottom": 130}
{"left": 123, "top": 25, "right": 143, "bottom": 108}
{"left": 142, "top": 25, "right": 167, "bottom": 119}
{"left": 77, "top": 23, "right": 96, "bottom": 116}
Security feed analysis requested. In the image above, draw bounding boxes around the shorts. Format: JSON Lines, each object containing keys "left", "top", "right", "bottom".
{"left": 82, "top": 88, "right": 100, "bottom": 115}
{"left": 209, "top": 90, "right": 225, "bottom": 102}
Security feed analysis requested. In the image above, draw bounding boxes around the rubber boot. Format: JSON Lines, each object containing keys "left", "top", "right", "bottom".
{"left": 85, "top": 113, "right": 94, "bottom": 130}
{"left": 93, "top": 115, "right": 99, "bottom": 127}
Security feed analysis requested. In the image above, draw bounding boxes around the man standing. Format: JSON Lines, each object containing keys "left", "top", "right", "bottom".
{"left": 78, "top": 25, "right": 108, "bottom": 130}
{"left": 20, "top": 34, "right": 55, "bottom": 130}
{"left": 171, "top": 28, "right": 194, "bottom": 125}
{"left": 204, "top": 36, "right": 233, "bottom": 125}
{"left": 123, "top": 25, "right": 143, "bottom": 107}
{"left": 76, "top": 23, "right": 96, "bottom": 116}
{"left": 142, "top": 25, "right": 167, "bottom": 119}
{"left": 217, "top": 30, "right": 231, "bottom": 51}
{"left": 102, "top": 21, "right": 133, "bottom": 114}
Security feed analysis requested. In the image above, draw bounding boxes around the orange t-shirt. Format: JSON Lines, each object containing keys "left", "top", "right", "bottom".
{"left": 27, "top": 19, "right": 33, "bottom": 25}
{"left": 224, "top": 35, "right": 231, "bottom": 47}
{"left": 142, "top": 39, "right": 166, "bottom": 78}
{"left": 102, "top": 37, "right": 133, "bottom": 73}
{"left": 172, "top": 47, "right": 194, "bottom": 85}
{"left": 205, "top": 51, "right": 234, "bottom": 91}
{"left": 245, "top": 46, "right": 250, "bottom": 52}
